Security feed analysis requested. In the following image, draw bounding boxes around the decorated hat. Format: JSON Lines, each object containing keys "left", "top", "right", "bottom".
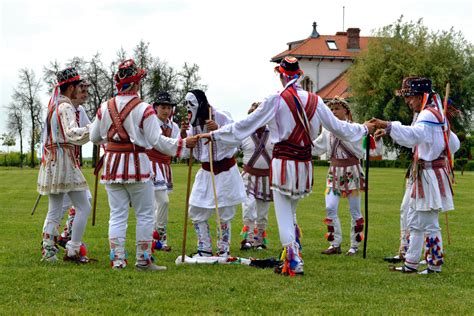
{"left": 114, "top": 59, "right": 147, "bottom": 91}
{"left": 327, "top": 96, "right": 350, "bottom": 111}
{"left": 153, "top": 92, "right": 176, "bottom": 106}
{"left": 56, "top": 67, "right": 82, "bottom": 86}
{"left": 274, "top": 56, "right": 304, "bottom": 77}
{"left": 327, "top": 96, "right": 352, "bottom": 121}
{"left": 396, "top": 77, "right": 432, "bottom": 97}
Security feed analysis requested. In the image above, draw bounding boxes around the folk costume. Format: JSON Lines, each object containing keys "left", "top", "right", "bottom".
{"left": 58, "top": 104, "right": 92, "bottom": 248}
{"left": 312, "top": 98, "right": 365, "bottom": 256}
{"left": 183, "top": 89, "right": 246, "bottom": 257}
{"left": 239, "top": 125, "right": 274, "bottom": 250}
{"left": 210, "top": 57, "right": 368, "bottom": 275}
{"left": 146, "top": 92, "right": 180, "bottom": 252}
{"left": 38, "top": 67, "right": 91, "bottom": 263}
{"left": 90, "top": 59, "right": 185, "bottom": 270}
{"left": 387, "top": 77, "right": 460, "bottom": 274}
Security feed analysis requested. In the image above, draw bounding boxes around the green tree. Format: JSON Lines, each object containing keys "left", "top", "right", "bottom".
{"left": 348, "top": 17, "right": 473, "bottom": 132}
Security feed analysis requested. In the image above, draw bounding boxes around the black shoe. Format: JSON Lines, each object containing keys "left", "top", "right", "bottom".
{"left": 389, "top": 264, "right": 417, "bottom": 273}
{"left": 384, "top": 254, "right": 404, "bottom": 263}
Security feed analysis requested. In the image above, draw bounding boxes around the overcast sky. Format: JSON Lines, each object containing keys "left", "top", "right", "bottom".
{"left": 1, "top": 0, "right": 472, "bottom": 155}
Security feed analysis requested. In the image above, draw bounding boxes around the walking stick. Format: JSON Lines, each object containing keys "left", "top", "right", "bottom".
{"left": 181, "top": 149, "right": 193, "bottom": 262}
{"left": 363, "top": 135, "right": 370, "bottom": 259}
{"left": 92, "top": 144, "right": 103, "bottom": 226}
{"left": 442, "top": 83, "right": 452, "bottom": 245}
{"left": 208, "top": 107, "right": 223, "bottom": 239}
{"left": 31, "top": 194, "right": 42, "bottom": 216}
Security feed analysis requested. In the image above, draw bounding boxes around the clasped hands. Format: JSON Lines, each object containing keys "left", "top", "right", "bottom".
{"left": 363, "top": 118, "right": 389, "bottom": 139}
{"left": 181, "top": 119, "right": 217, "bottom": 148}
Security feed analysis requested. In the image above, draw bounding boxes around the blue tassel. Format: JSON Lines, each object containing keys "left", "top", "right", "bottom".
{"left": 109, "top": 249, "right": 115, "bottom": 261}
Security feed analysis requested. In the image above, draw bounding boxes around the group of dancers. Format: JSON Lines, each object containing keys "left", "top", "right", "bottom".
{"left": 37, "top": 56, "right": 459, "bottom": 275}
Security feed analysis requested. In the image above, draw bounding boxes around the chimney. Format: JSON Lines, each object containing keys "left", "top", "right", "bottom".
{"left": 347, "top": 28, "right": 360, "bottom": 49}
{"left": 310, "top": 21, "right": 319, "bottom": 38}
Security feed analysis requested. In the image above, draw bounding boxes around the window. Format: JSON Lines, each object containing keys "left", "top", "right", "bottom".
{"left": 302, "top": 76, "right": 314, "bottom": 92}
{"left": 326, "top": 40, "right": 338, "bottom": 50}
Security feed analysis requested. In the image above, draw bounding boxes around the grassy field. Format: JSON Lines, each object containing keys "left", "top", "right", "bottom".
{"left": 0, "top": 165, "right": 473, "bottom": 315}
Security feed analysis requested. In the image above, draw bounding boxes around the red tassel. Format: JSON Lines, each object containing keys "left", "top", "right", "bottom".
{"left": 369, "top": 135, "right": 376, "bottom": 149}
{"left": 153, "top": 230, "right": 160, "bottom": 240}
{"left": 79, "top": 244, "right": 87, "bottom": 257}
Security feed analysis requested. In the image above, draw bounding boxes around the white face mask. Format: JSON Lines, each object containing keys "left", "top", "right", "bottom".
{"left": 185, "top": 92, "right": 199, "bottom": 125}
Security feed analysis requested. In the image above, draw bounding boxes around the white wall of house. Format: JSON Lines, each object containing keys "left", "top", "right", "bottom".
{"left": 299, "top": 58, "right": 353, "bottom": 92}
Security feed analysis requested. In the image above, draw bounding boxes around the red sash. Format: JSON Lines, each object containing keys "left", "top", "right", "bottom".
{"left": 272, "top": 89, "right": 318, "bottom": 190}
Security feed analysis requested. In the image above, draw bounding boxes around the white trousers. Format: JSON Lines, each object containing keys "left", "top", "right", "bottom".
{"left": 106, "top": 181, "right": 154, "bottom": 242}
{"left": 154, "top": 190, "right": 169, "bottom": 229}
{"left": 399, "top": 181, "right": 411, "bottom": 254}
{"left": 325, "top": 192, "right": 362, "bottom": 247}
{"left": 405, "top": 208, "right": 443, "bottom": 271}
{"left": 272, "top": 191, "right": 298, "bottom": 246}
{"left": 43, "top": 190, "right": 91, "bottom": 249}
{"left": 60, "top": 190, "right": 92, "bottom": 219}
{"left": 242, "top": 193, "right": 270, "bottom": 227}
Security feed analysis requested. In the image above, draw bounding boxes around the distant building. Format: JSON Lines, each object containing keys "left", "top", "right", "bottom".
{"left": 271, "top": 22, "right": 373, "bottom": 100}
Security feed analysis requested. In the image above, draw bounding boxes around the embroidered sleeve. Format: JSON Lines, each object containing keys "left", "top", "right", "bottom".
{"left": 59, "top": 103, "right": 89, "bottom": 145}
{"left": 140, "top": 105, "right": 156, "bottom": 128}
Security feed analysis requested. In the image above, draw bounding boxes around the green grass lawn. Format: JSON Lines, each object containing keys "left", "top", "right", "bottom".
{"left": 0, "top": 166, "right": 473, "bottom": 315}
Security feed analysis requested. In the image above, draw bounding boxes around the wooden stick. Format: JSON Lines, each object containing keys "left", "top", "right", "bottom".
{"left": 181, "top": 149, "right": 193, "bottom": 262}
{"left": 445, "top": 212, "right": 451, "bottom": 245}
{"left": 31, "top": 194, "right": 42, "bottom": 216}
{"left": 208, "top": 107, "right": 222, "bottom": 239}
{"left": 443, "top": 83, "right": 452, "bottom": 245}
{"left": 92, "top": 145, "right": 100, "bottom": 226}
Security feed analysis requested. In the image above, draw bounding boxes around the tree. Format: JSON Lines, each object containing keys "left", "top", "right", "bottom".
{"left": 6, "top": 103, "right": 25, "bottom": 167}
{"left": 133, "top": 40, "right": 153, "bottom": 99}
{"left": 148, "top": 58, "right": 178, "bottom": 101}
{"left": 0, "top": 133, "right": 16, "bottom": 166}
{"left": 173, "top": 63, "right": 208, "bottom": 123}
{"left": 13, "top": 68, "right": 42, "bottom": 167}
{"left": 348, "top": 17, "right": 474, "bottom": 133}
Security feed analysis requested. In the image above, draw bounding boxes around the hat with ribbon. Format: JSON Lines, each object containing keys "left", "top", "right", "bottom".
{"left": 114, "top": 59, "right": 147, "bottom": 92}
{"left": 153, "top": 91, "right": 176, "bottom": 107}
{"left": 396, "top": 77, "right": 432, "bottom": 97}
{"left": 274, "top": 56, "right": 304, "bottom": 77}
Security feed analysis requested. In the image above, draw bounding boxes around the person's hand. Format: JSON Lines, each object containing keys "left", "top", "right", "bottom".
{"left": 374, "top": 128, "right": 386, "bottom": 139}
{"left": 368, "top": 118, "right": 388, "bottom": 129}
{"left": 364, "top": 120, "right": 376, "bottom": 134}
{"left": 199, "top": 133, "right": 212, "bottom": 140}
{"left": 205, "top": 120, "right": 218, "bottom": 131}
{"left": 185, "top": 135, "right": 199, "bottom": 148}
{"left": 180, "top": 120, "right": 189, "bottom": 138}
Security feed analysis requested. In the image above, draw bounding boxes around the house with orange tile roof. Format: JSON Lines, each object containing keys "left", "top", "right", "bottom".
{"left": 271, "top": 22, "right": 373, "bottom": 100}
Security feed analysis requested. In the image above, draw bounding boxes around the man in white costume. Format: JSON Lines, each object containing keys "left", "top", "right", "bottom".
{"left": 239, "top": 102, "right": 274, "bottom": 250}
{"left": 146, "top": 92, "right": 180, "bottom": 252}
{"left": 372, "top": 77, "right": 460, "bottom": 274}
{"left": 38, "top": 67, "right": 92, "bottom": 263}
{"left": 58, "top": 80, "right": 92, "bottom": 248}
{"left": 181, "top": 89, "right": 246, "bottom": 257}
{"left": 200, "top": 57, "right": 374, "bottom": 276}
{"left": 90, "top": 59, "right": 196, "bottom": 271}
{"left": 312, "top": 97, "right": 365, "bottom": 256}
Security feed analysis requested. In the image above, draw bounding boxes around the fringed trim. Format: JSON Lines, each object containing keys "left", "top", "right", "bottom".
{"left": 425, "top": 236, "right": 444, "bottom": 266}
{"left": 279, "top": 244, "right": 302, "bottom": 277}
{"left": 109, "top": 249, "right": 128, "bottom": 267}
{"left": 240, "top": 225, "right": 250, "bottom": 239}
{"left": 295, "top": 224, "right": 303, "bottom": 250}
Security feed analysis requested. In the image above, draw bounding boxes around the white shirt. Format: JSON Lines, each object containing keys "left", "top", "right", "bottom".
{"left": 389, "top": 109, "right": 460, "bottom": 161}
{"left": 212, "top": 83, "right": 367, "bottom": 147}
